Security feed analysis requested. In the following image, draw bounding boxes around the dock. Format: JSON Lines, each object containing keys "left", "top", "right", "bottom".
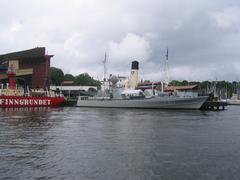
{"left": 200, "top": 101, "right": 227, "bottom": 110}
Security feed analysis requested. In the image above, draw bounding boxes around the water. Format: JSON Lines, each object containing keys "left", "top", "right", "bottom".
{"left": 1, "top": 107, "right": 240, "bottom": 180}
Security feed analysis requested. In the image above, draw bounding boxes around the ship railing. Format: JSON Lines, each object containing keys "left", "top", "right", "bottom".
{"left": 89, "top": 97, "right": 111, "bottom": 100}
{"left": 78, "top": 96, "right": 112, "bottom": 101}
{"left": 176, "top": 92, "right": 199, "bottom": 98}
{"left": 0, "top": 89, "right": 25, "bottom": 96}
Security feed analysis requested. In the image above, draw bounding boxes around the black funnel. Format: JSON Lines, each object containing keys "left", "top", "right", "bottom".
{"left": 131, "top": 61, "right": 139, "bottom": 70}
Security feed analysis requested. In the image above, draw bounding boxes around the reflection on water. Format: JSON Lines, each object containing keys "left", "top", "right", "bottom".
{"left": 1, "top": 107, "right": 240, "bottom": 179}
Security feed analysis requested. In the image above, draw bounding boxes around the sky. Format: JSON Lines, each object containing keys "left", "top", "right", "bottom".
{"left": 0, "top": 0, "right": 240, "bottom": 82}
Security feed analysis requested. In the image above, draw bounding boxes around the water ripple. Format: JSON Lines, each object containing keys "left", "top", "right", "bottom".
{"left": 1, "top": 107, "right": 240, "bottom": 179}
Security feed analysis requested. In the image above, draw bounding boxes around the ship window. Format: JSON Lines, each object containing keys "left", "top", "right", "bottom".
{"left": 81, "top": 97, "right": 88, "bottom": 100}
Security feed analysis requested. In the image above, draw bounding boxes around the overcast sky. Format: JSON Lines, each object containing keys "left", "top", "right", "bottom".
{"left": 0, "top": 0, "right": 240, "bottom": 82}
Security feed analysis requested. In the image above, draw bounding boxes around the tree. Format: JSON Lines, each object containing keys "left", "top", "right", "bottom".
{"left": 182, "top": 80, "right": 189, "bottom": 86}
{"left": 50, "top": 67, "right": 64, "bottom": 85}
{"left": 169, "top": 80, "right": 180, "bottom": 86}
{"left": 74, "top": 73, "right": 101, "bottom": 87}
{"left": 64, "top": 74, "right": 75, "bottom": 81}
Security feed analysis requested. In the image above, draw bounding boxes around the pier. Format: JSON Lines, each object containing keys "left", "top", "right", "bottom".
{"left": 200, "top": 101, "right": 227, "bottom": 110}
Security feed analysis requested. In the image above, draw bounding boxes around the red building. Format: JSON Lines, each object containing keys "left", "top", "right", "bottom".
{"left": 0, "top": 47, "right": 53, "bottom": 89}
{"left": 164, "top": 85, "right": 199, "bottom": 92}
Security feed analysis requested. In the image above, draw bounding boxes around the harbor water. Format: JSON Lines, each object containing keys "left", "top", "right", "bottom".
{"left": 1, "top": 106, "right": 240, "bottom": 180}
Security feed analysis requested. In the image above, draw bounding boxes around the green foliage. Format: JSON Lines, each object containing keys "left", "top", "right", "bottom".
{"left": 182, "top": 80, "right": 188, "bottom": 86}
{"left": 64, "top": 74, "right": 75, "bottom": 81}
{"left": 74, "top": 73, "right": 101, "bottom": 87}
{"left": 200, "top": 81, "right": 211, "bottom": 90}
{"left": 50, "top": 67, "right": 100, "bottom": 88}
{"left": 169, "top": 80, "right": 240, "bottom": 98}
{"left": 169, "top": 80, "right": 181, "bottom": 86}
{"left": 50, "top": 67, "right": 64, "bottom": 85}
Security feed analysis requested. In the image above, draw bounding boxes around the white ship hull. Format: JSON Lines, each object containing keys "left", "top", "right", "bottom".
{"left": 77, "top": 96, "right": 208, "bottom": 109}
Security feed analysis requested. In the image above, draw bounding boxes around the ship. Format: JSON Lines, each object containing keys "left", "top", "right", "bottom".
{"left": 77, "top": 90, "right": 207, "bottom": 109}
{"left": 76, "top": 61, "right": 207, "bottom": 109}
{"left": 0, "top": 65, "right": 65, "bottom": 107}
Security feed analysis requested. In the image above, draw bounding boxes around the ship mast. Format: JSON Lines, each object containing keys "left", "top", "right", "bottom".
{"left": 103, "top": 52, "right": 107, "bottom": 82}
{"left": 164, "top": 48, "right": 170, "bottom": 86}
{"left": 102, "top": 52, "right": 108, "bottom": 95}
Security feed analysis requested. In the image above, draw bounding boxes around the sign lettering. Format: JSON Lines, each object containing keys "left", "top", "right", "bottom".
{"left": 0, "top": 98, "right": 51, "bottom": 106}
